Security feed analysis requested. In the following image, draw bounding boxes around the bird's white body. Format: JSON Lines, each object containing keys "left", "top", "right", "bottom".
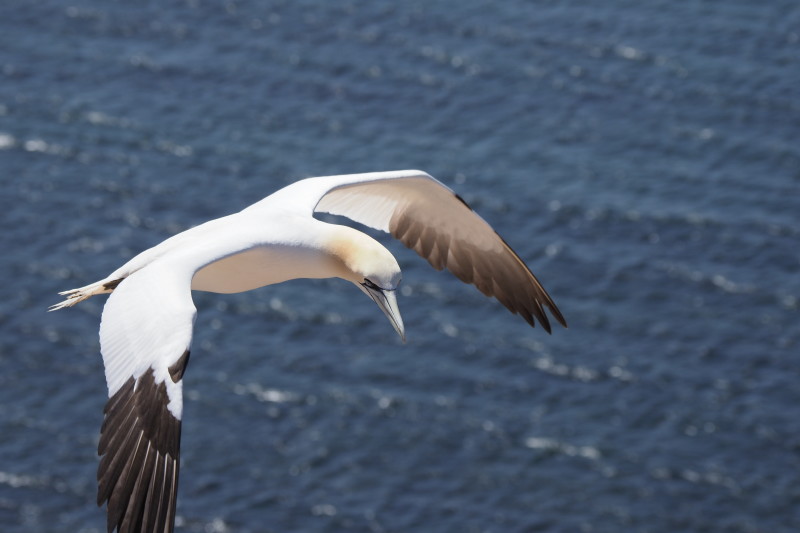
{"left": 52, "top": 170, "right": 565, "bottom": 533}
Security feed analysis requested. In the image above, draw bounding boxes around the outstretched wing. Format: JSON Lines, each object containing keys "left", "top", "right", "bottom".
{"left": 306, "top": 170, "right": 566, "bottom": 332}
{"left": 97, "top": 262, "right": 196, "bottom": 533}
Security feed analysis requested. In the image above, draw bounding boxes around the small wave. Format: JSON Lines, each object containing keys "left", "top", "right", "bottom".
{"left": 524, "top": 436, "right": 602, "bottom": 460}
{"left": 0, "top": 132, "right": 15, "bottom": 149}
{"left": 0, "top": 471, "right": 42, "bottom": 489}
{"left": 649, "top": 466, "right": 740, "bottom": 494}
{"left": 655, "top": 261, "right": 755, "bottom": 295}
{"left": 519, "top": 339, "right": 635, "bottom": 383}
{"left": 232, "top": 382, "right": 299, "bottom": 404}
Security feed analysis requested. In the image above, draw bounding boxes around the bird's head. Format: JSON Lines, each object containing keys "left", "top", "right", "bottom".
{"left": 330, "top": 228, "right": 405, "bottom": 341}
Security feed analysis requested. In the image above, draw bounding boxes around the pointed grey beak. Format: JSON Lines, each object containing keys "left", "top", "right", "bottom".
{"left": 358, "top": 284, "right": 405, "bottom": 342}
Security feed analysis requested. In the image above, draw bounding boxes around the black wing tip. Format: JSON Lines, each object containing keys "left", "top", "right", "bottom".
{"left": 98, "top": 368, "right": 182, "bottom": 533}
{"left": 519, "top": 301, "right": 567, "bottom": 334}
{"left": 548, "top": 300, "right": 568, "bottom": 329}
{"left": 543, "top": 304, "right": 567, "bottom": 332}
{"left": 541, "top": 305, "right": 568, "bottom": 334}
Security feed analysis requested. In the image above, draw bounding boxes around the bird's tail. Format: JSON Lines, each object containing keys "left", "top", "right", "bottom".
{"left": 48, "top": 278, "right": 123, "bottom": 311}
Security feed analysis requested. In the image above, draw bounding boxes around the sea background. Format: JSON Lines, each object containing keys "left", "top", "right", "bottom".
{"left": 1, "top": 1, "right": 799, "bottom": 532}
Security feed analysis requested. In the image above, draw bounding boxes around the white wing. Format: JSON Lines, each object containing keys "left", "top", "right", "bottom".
{"left": 97, "top": 261, "right": 196, "bottom": 533}
{"left": 252, "top": 170, "right": 566, "bottom": 331}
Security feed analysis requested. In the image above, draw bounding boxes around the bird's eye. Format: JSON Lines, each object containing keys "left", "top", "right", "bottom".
{"left": 363, "top": 279, "right": 380, "bottom": 290}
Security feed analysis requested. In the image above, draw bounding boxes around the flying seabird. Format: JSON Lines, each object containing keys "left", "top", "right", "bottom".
{"left": 50, "top": 170, "right": 566, "bottom": 533}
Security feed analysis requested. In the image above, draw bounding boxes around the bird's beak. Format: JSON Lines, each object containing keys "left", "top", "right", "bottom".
{"left": 358, "top": 284, "right": 405, "bottom": 342}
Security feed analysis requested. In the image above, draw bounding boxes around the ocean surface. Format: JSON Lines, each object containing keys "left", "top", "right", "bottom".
{"left": 1, "top": 1, "right": 799, "bottom": 531}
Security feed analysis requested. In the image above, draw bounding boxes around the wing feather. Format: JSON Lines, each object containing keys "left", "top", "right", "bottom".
{"left": 312, "top": 172, "right": 566, "bottom": 331}
{"left": 97, "top": 263, "right": 196, "bottom": 533}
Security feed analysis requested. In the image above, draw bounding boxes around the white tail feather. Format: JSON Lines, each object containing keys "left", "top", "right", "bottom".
{"left": 49, "top": 279, "right": 120, "bottom": 311}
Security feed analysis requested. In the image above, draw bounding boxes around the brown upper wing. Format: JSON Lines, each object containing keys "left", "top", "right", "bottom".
{"left": 315, "top": 175, "right": 566, "bottom": 332}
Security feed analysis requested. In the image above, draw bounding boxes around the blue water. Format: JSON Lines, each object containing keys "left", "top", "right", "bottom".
{"left": 2, "top": 1, "right": 799, "bottom": 531}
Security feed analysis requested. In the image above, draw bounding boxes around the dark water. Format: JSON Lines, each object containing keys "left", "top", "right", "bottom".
{"left": 2, "top": 1, "right": 799, "bottom": 531}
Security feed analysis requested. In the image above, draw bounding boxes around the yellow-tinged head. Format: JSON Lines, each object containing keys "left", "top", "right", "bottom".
{"left": 328, "top": 227, "right": 405, "bottom": 341}
{"left": 328, "top": 228, "right": 402, "bottom": 288}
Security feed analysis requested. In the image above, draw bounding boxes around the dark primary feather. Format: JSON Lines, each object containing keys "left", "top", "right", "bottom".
{"left": 317, "top": 175, "right": 566, "bottom": 332}
{"left": 387, "top": 189, "right": 566, "bottom": 333}
{"left": 97, "top": 361, "right": 186, "bottom": 533}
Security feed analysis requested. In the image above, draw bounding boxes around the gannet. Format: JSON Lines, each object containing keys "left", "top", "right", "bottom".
{"left": 50, "top": 170, "right": 566, "bottom": 533}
